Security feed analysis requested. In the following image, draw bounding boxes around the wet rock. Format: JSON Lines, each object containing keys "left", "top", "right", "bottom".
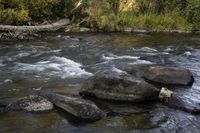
{"left": 143, "top": 66, "right": 194, "bottom": 86}
{"left": 158, "top": 87, "right": 173, "bottom": 102}
{"left": 39, "top": 91, "right": 105, "bottom": 120}
{"left": 79, "top": 70, "right": 160, "bottom": 102}
{"left": 6, "top": 95, "right": 53, "bottom": 112}
{"left": 124, "top": 64, "right": 155, "bottom": 79}
{"left": 163, "top": 94, "right": 200, "bottom": 114}
{"left": 130, "top": 103, "right": 200, "bottom": 133}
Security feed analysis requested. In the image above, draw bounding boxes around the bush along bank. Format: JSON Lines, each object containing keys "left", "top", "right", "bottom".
{"left": 77, "top": 0, "right": 200, "bottom": 33}
{"left": 0, "top": 0, "right": 199, "bottom": 36}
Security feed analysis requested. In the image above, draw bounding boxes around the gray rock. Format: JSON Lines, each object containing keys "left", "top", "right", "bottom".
{"left": 124, "top": 64, "right": 155, "bottom": 79}
{"left": 79, "top": 70, "right": 160, "bottom": 102}
{"left": 6, "top": 95, "right": 53, "bottom": 112}
{"left": 163, "top": 93, "right": 200, "bottom": 114}
{"left": 143, "top": 66, "right": 194, "bottom": 86}
{"left": 39, "top": 91, "right": 105, "bottom": 120}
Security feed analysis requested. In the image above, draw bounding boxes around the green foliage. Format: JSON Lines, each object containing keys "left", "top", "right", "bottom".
{"left": 185, "top": 0, "right": 200, "bottom": 30}
{"left": 135, "top": 0, "right": 187, "bottom": 14}
{"left": 0, "top": 0, "right": 30, "bottom": 24}
{"left": 0, "top": 0, "right": 76, "bottom": 25}
{"left": 88, "top": 0, "right": 198, "bottom": 31}
{"left": 24, "top": 0, "right": 59, "bottom": 21}
{"left": 0, "top": 0, "right": 199, "bottom": 31}
{"left": 108, "top": 11, "right": 192, "bottom": 31}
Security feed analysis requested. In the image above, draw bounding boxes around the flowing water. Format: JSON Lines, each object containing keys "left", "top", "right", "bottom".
{"left": 0, "top": 33, "right": 200, "bottom": 133}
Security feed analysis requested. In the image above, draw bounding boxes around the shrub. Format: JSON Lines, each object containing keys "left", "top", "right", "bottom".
{"left": 0, "top": 0, "right": 75, "bottom": 25}
{"left": 185, "top": 0, "right": 200, "bottom": 30}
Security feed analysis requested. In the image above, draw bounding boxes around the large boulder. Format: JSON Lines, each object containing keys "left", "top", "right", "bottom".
{"left": 143, "top": 66, "right": 194, "bottom": 86}
{"left": 39, "top": 91, "right": 105, "bottom": 121}
{"left": 6, "top": 95, "right": 53, "bottom": 112}
{"left": 79, "top": 70, "right": 160, "bottom": 102}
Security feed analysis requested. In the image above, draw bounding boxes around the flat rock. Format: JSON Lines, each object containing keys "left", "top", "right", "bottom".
{"left": 143, "top": 66, "right": 194, "bottom": 86}
{"left": 79, "top": 70, "right": 160, "bottom": 102}
{"left": 39, "top": 91, "right": 105, "bottom": 121}
{"left": 6, "top": 95, "right": 53, "bottom": 112}
{"left": 124, "top": 64, "right": 155, "bottom": 79}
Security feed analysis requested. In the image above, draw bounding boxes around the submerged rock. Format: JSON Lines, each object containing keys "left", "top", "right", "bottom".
{"left": 79, "top": 70, "right": 160, "bottom": 102}
{"left": 39, "top": 91, "right": 105, "bottom": 120}
{"left": 143, "top": 66, "right": 194, "bottom": 86}
{"left": 163, "top": 93, "right": 200, "bottom": 114}
{"left": 6, "top": 95, "right": 53, "bottom": 112}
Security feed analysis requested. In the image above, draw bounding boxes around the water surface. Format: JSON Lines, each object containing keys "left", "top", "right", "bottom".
{"left": 0, "top": 33, "right": 200, "bottom": 133}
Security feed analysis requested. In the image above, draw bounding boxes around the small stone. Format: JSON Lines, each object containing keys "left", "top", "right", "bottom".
{"left": 159, "top": 87, "right": 173, "bottom": 102}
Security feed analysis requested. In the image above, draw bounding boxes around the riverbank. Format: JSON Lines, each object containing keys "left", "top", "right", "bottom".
{"left": 0, "top": 24, "right": 199, "bottom": 41}
{"left": 0, "top": 0, "right": 199, "bottom": 38}
{"left": 65, "top": 25, "right": 200, "bottom": 34}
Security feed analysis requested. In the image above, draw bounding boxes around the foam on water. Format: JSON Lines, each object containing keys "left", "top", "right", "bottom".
{"left": 164, "top": 47, "right": 173, "bottom": 52}
{"left": 132, "top": 47, "right": 158, "bottom": 56}
{"left": 134, "top": 47, "right": 158, "bottom": 52}
{"left": 102, "top": 54, "right": 139, "bottom": 60}
{"left": 15, "top": 52, "right": 31, "bottom": 58}
{"left": 170, "top": 49, "right": 200, "bottom": 108}
{"left": 111, "top": 67, "right": 127, "bottom": 74}
{"left": 15, "top": 56, "right": 93, "bottom": 79}
{"left": 128, "top": 59, "right": 153, "bottom": 65}
{"left": 184, "top": 51, "right": 192, "bottom": 56}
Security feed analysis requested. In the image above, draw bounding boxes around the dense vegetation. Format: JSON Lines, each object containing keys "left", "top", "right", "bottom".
{"left": 0, "top": 0, "right": 199, "bottom": 31}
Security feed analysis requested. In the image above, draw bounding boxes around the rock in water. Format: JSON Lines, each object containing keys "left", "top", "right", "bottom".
{"left": 158, "top": 87, "right": 173, "bottom": 102}
{"left": 6, "top": 95, "right": 53, "bottom": 112}
{"left": 163, "top": 93, "right": 200, "bottom": 114}
{"left": 143, "top": 66, "right": 194, "bottom": 86}
{"left": 79, "top": 70, "right": 160, "bottom": 102}
{"left": 39, "top": 91, "right": 105, "bottom": 120}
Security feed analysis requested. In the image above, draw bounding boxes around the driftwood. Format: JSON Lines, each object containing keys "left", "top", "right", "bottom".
{"left": 0, "top": 19, "right": 70, "bottom": 32}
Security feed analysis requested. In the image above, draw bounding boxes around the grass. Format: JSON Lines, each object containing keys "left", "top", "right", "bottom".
{"left": 105, "top": 11, "right": 193, "bottom": 31}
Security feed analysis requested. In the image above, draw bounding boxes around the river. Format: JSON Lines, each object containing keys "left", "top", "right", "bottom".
{"left": 0, "top": 33, "right": 200, "bottom": 133}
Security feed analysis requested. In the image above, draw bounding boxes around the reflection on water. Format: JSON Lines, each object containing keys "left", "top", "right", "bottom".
{"left": 0, "top": 33, "right": 200, "bottom": 133}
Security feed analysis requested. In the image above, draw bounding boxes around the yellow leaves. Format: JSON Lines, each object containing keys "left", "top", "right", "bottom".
{"left": 0, "top": 8, "right": 30, "bottom": 24}
{"left": 119, "top": 0, "right": 139, "bottom": 13}
{"left": 15, "top": 9, "right": 30, "bottom": 23}
{"left": 99, "top": 15, "right": 110, "bottom": 28}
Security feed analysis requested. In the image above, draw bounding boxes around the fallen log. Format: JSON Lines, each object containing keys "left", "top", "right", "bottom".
{"left": 0, "top": 19, "right": 70, "bottom": 32}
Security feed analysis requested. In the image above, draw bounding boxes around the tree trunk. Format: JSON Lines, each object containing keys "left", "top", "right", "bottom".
{"left": 0, "top": 19, "right": 70, "bottom": 32}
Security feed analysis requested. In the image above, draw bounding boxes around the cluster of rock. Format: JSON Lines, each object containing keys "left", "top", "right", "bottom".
{"left": 2, "top": 66, "right": 198, "bottom": 121}
{"left": 80, "top": 66, "right": 196, "bottom": 114}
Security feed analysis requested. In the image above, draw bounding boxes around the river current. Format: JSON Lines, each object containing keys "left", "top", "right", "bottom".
{"left": 0, "top": 33, "right": 200, "bottom": 133}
